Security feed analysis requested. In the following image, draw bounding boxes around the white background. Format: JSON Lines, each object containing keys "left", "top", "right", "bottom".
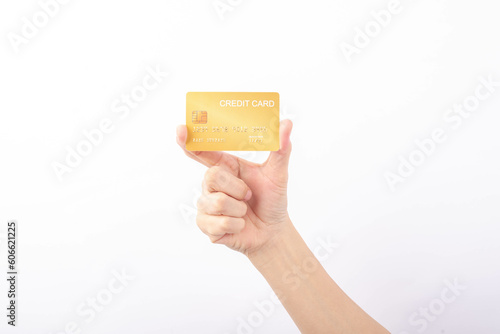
{"left": 1, "top": 0, "right": 499, "bottom": 333}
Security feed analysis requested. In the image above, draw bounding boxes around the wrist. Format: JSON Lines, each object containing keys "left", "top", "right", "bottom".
{"left": 246, "top": 217, "right": 300, "bottom": 271}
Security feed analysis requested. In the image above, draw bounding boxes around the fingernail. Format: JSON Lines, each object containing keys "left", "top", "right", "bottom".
{"left": 244, "top": 189, "right": 252, "bottom": 201}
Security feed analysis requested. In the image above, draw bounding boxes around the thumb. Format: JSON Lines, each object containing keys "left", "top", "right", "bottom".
{"left": 265, "top": 119, "right": 293, "bottom": 184}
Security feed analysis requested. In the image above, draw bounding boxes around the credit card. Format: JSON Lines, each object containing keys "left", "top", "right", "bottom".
{"left": 186, "top": 92, "right": 280, "bottom": 151}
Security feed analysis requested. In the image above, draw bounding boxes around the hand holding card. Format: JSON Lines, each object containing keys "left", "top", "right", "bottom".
{"left": 176, "top": 118, "right": 293, "bottom": 253}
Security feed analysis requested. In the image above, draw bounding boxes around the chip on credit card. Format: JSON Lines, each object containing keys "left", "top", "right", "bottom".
{"left": 186, "top": 92, "right": 280, "bottom": 151}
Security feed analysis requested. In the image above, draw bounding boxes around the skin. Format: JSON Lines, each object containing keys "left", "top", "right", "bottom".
{"left": 176, "top": 120, "right": 388, "bottom": 334}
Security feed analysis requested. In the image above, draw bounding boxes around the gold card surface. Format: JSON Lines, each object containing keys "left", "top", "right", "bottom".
{"left": 186, "top": 92, "right": 280, "bottom": 151}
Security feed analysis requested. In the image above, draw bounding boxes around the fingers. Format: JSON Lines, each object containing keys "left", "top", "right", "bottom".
{"left": 196, "top": 214, "right": 245, "bottom": 241}
{"left": 197, "top": 192, "right": 248, "bottom": 217}
{"left": 176, "top": 124, "right": 225, "bottom": 168}
{"left": 203, "top": 166, "right": 252, "bottom": 201}
{"left": 196, "top": 166, "right": 251, "bottom": 242}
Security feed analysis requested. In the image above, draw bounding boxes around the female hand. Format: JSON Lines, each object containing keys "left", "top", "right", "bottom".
{"left": 176, "top": 120, "right": 293, "bottom": 256}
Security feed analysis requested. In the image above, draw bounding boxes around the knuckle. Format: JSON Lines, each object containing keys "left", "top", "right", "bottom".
{"left": 205, "top": 166, "right": 221, "bottom": 187}
{"left": 218, "top": 171, "right": 229, "bottom": 186}
{"left": 209, "top": 165, "right": 222, "bottom": 177}
{"left": 220, "top": 216, "right": 232, "bottom": 230}
{"left": 213, "top": 193, "right": 226, "bottom": 212}
{"left": 195, "top": 214, "right": 204, "bottom": 229}
{"left": 204, "top": 222, "right": 218, "bottom": 236}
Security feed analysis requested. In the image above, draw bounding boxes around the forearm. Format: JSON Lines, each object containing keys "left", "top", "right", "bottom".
{"left": 247, "top": 219, "right": 388, "bottom": 334}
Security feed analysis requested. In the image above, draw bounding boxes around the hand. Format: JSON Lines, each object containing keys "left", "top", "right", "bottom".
{"left": 176, "top": 120, "right": 293, "bottom": 256}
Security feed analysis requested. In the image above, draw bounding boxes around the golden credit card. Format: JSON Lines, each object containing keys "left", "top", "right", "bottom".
{"left": 186, "top": 92, "right": 280, "bottom": 151}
